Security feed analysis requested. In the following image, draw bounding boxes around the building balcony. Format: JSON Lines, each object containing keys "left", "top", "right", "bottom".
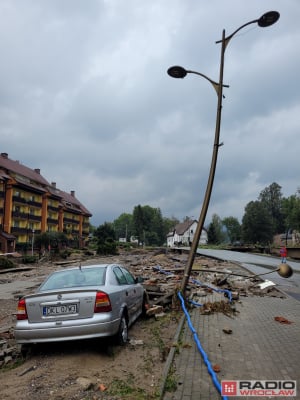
{"left": 48, "top": 205, "right": 59, "bottom": 212}
{"left": 47, "top": 218, "right": 58, "bottom": 224}
{"left": 28, "top": 200, "right": 42, "bottom": 207}
{"left": 12, "top": 211, "right": 29, "bottom": 219}
{"left": 30, "top": 214, "right": 42, "bottom": 221}
{"left": 12, "top": 212, "right": 41, "bottom": 221}
{"left": 11, "top": 227, "right": 29, "bottom": 234}
{"left": 64, "top": 217, "right": 79, "bottom": 223}
{"left": 11, "top": 226, "right": 41, "bottom": 235}
{"left": 12, "top": 196, "right": 27, "bottom": 204}
{"left": 12, "top": 196, "right": 42, "bottom": 207}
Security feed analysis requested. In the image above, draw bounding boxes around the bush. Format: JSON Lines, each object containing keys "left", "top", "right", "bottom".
{"left": 59, "top": 249, "right": 71, "bottom": 259}
{"left": 97, "top": 239, "right": 118, "bottom": 255}
{"left": 83, "top": 249, "right": 95, "bottom": 256}
{"left": 22, "top": 255, "right": 38, "bottom": 264}
{"left": 0, "top": 257, "right": 15, "bottom": 269}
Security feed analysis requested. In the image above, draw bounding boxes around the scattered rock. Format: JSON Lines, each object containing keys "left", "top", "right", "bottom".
{"left": 146, "top": 305, "right": 164, "bottom": 316}
{"left": 129, "top": 339, "right": 144, "bottom": 346}
{"left": 98, "top": 383, "right": 107, "bottom": 392}
{"left": 18, "top": 365, "right": 37, "bottom": 376}
{"left": 222, "top": 327, "right": 233, "bottom": 334}
{"left": 274, "top": 316, "right": 293, "bottom": 324}
{"left": 200, "top": 301, "right": 236, "bottom": 317}
{"left": 213, "top": 364, "right": 221, "bottom": 372}
{"left": 154, "top": 312, "right": 166, "bottom": 320}
{"left": 76, "top": 377, "right": 94, "bottom": 390}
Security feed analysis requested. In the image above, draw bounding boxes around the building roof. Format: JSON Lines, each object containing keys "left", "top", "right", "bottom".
{"left": 0, "top": 152, "right": 50, "bottom": 186}
{"left": 58, "top": 188, "right": 92, "bottom": 217}
{"left": 175, "top": 219, "right": 197, "bottom": 235}
{"left": 0, "top": 152, "right": 92, "bottom": 217}
{"left": 0, "top": 169, "right": 11, "bottom": 180}
{"left": 167, "top": 220, "right": 208, "bottom": 237}
{"left": 0, "top": 231, "right": 16, "bottom": 240}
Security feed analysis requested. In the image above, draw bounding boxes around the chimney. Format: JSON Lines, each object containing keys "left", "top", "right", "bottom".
{"left": 1, "top": 153, "right": 8, "bottom": 159}
{"left": 71, "top": 190, "right": 75, "bottom": 197}
{"left": 51, "top": 182, "right": 56, "bottom": 188}
{"left": 34, "top": 168, "right": 40, "bottom": 174}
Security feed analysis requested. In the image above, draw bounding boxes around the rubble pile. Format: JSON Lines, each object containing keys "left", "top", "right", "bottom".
{"left": 0, "top": 248, "right": 286, "bottom": 372}
{"left": 0, "top": 331, "right": 20, "bottom": 368}
{"left": 124, "top": 250, "right": 285, "bottom": 315}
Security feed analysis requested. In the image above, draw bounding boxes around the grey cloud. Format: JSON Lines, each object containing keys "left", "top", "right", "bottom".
{"left": 0, "top": 0, "right": 299, "bottom": 226}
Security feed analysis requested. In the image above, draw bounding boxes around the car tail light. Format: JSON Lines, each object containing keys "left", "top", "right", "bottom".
{"left": 94, "top": 291, "right": 112, "bottom": 313}
{"left": 17, "top": 298, "right": 28, "bottom": 320}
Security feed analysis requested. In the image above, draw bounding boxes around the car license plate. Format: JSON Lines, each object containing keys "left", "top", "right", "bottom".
{"left": 43, "top": 304, "right": 78, "bottom": 316}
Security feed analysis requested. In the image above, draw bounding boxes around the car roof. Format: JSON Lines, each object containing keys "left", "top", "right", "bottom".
{"left": 52, "top": 264, "right": 117, "bottom": 273}
{"left": 38, "top": 264, "right": 118, "bottom": 292}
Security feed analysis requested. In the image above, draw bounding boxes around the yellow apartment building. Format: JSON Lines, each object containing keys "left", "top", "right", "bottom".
{"left": 0, "top": 152, "right": 92, "bottom": 253}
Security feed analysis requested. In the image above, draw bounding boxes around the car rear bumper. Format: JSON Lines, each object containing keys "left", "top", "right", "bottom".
{"left": 14, "top": 317, "right": 120, "bottom": 344}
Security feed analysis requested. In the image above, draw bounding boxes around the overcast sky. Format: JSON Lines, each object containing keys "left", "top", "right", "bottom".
{"left": 1, "top": 0, "right": 299, "bottom": 227}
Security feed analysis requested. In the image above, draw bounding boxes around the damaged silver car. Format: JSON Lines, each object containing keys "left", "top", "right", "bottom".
{"left": 15, "top": 264, "right": 147, "bottom": 346}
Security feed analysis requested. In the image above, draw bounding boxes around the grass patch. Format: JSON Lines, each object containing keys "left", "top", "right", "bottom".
{"left": 0, "top": 356, "right": 26, "bottom": 373}
{"left": 164, "top": 365, "right": 178, "bottom": 393}
{"left": 107, "top": 378, "right": 148, "bottom": 399}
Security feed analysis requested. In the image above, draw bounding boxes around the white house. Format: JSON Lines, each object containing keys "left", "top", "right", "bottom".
{"left": 167, "top": 219, "right": 208, "bottom": 247}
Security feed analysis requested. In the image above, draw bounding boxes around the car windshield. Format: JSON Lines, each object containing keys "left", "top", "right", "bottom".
{"left": 39, "top": 267, "right": 106, "bottom": 291}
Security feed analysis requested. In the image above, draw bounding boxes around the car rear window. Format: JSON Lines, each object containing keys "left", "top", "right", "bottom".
{"left": 40, "top": 267, "right": 106, "bottom": 290}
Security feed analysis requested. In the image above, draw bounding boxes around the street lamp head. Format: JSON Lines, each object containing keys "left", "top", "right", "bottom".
{"left": 257, "top": 11, "right": 280, "bottom": 27}
{"left": 216, "top": 10, "right": 280, "bottom": 45}
{"left": 167, "top": 66, "right": 187, "bottom": 79}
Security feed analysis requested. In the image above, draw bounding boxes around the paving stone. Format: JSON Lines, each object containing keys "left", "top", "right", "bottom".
{"left": 163, "top": 284, "right": 300, "bottom": 399}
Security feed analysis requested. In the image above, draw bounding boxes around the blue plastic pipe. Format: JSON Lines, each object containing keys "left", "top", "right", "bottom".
{"left": 178, "top": 291, "right": 228, "bottom": 400}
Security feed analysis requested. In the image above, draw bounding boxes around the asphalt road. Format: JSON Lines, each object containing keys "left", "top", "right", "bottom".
{"left": 197, "top": 249, "right": 300, "bottom": 301}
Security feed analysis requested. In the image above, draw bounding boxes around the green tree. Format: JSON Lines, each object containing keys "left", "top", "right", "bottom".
{"left": 207, "top": 214, "right": 226, "bottom": 244}
{"left": 34, "top": 232, "right": 68, "bottom": 251}
{"left": 281, "top": 194, "right": 300, "bottom": 232}
{"left": 242, "top": 201, "right": 274, "bottom": 245}
{"left": 132, "top": 205, "right": 165, "bottom": 246}
{"left": 132, "top": 205, "right": 144, "bottom": 244}
{"left": 113, "top": 213, "right": 133, "bottom": 241}
{"left": 94, "top": 222, "right": 117, "bottom": 255}
{"left": 207, "top": 222, "right": 218, "bottom": 244}
{"left": 222, "top": 216, "right": 241, "bottom": 244}
{"left": 149, "top": 207, "right": 165, "bottom": 245}
{"left": 259, "top": 182, "right": 284, "bottom": 234}
{"left": 163, "top": 216, "right": 179, "bottom": 239}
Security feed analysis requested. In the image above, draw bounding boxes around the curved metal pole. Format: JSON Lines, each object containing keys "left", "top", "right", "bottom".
{"left": 216, "top": 19, "right": 258, "bottom": 48}
{"left": 180, "top": 29, "right": 226, "bottom": 294}
{"left": 185, "top": 70, "right": 229, "bottom": 95}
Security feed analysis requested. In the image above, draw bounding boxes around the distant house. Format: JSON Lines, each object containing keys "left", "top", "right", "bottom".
{"left": 167, "top": 219, "right": 208, "bottom": 247}
{"left": 274, "top": 230, "right": 300, "bottom": 246}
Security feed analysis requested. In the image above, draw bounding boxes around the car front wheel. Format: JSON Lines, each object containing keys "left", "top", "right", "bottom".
{"left": 116, "top": 314, "right": 128, "bottom": 346}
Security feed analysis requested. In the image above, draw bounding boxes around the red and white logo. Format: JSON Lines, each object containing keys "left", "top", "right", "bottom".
{"left": 222, "top": 381, "right": 237, "bottom": 396}
{"left": 221, "top": 380, "right": 296, "bottom": 397}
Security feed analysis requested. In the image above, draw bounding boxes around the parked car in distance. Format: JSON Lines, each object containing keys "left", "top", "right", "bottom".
{"left": 14, "top": 264, "right": 147, "bottom": 347}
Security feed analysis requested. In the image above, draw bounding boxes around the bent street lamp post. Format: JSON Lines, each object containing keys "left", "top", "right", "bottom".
{"left": 168, "top": 11, "right": 280, "bottom": 295}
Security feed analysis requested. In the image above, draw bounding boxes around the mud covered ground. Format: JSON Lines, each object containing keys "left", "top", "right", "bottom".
{"left": 0, "top": 248, "right": 281, "bottom": 399}
{"left": 0, "top": 249, "right": 183, "bottom": 400}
